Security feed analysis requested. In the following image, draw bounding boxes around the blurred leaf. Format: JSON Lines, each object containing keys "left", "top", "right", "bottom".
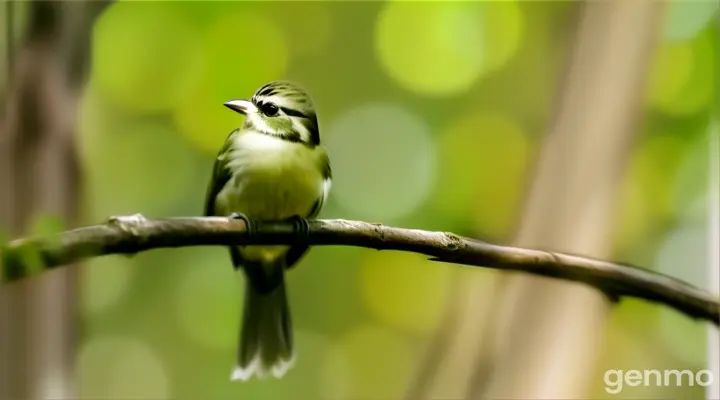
{"left": 31, "top": 213, "right": 66, "bottom": 264}
{"left": 10, "top": 242, "right": 44, "bottom": 279}
{"left": 29, "top": 213, "right": 66, "bottom": 237}
{"left": 1, "top": 214, "right": 68, "bottom": 280}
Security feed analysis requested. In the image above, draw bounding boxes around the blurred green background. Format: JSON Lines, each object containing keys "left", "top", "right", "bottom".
{"left": 8, "top": 0, "right": 717, "bottom": 398}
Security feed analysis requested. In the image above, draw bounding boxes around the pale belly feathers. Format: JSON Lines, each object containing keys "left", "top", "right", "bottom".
{"left": 215, "top": 132, "right": 325, "bottom": 263}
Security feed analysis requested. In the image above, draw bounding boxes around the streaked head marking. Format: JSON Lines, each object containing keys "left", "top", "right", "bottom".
{"left": 224, "top": 80, "right": 320, "bottom": 146}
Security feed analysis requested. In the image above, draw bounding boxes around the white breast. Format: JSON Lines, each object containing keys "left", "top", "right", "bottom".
{"left": 216, "top": 132, "right": 325, "bottom": 221}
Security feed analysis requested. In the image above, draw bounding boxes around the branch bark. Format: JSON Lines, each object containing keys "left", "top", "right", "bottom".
{"left": 1, "top": 215, "right": 718, "bottom": 325}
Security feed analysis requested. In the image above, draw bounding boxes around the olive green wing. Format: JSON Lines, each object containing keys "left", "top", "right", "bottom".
{"left": 285, "top": 148, "right": 332, "bottom": 269}
{"left": 203, "top": 130, "right": 251, "bottom": 271}
{"left": 203, "top": 130, "right": 238, "bottom": 217}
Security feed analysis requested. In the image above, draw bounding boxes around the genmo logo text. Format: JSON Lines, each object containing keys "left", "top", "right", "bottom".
{"left": 604, "top": 369, "right": 715, "bottom": 394}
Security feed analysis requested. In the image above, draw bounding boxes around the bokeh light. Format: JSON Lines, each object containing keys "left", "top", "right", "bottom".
{"left": 431, "top": 113, "right": 531, "bottom": 237}
{"left": 375, "top": 1, "right": 523, "bottom": 97}
{"left": 673, "top": 130, "right": 710, "bottom": 218}
{"left": 655, "top": 224, "right": 708, "bottom": 290}
{"left": 646, "top": 41, "right": 694, "bottom": 111}
{"left": 678, "top": 190, "right": 709, "bottom": 225}
{"left": 175, "top": 248, "right": 241, "bottom": 351}
{"left": 320, "top": 325, "right": 414, "bottom": 400}
{"left": 375, "top": 1, "right": 484, "bottom": 97}
{"left": 91, "top": 2, "right": 202, "bottom": 112}
{"left": 80, "top": 116, "right": 198, "bottom": 223}
{"left": 661, "top": 26, "right": 716, "bottom": 116}
{"left": 78, "top": 336, "right": 170, "bottom": 399}
{"left": 478, "top": 0, "right": 524, "bottom": 73}
{"left": 662, "top": 0, "right": 718, "bottom": 41}
{"left": 360, "top": 251, "right": 452, "bottom": 334}
{"left": 613, "top": 133, "right": 687, "bottom": 252}
{"left": 173, "top": 11, "right": 289, "bottom": 154}
{"left": 656, "top": 223, "right": 708, "bottom": 364}
{"left": 81, "top": 256, "right": 134, "bottom": 316}
{"left": 325, "top": 103, "right": 437, "bottom": 223}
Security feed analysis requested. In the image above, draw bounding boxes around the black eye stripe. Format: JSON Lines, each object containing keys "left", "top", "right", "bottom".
{"left": 252, "top": 98, "right": 309, "bottom": 119}
{"left": 280, "top": 106, "right": 308, "bottom": 118}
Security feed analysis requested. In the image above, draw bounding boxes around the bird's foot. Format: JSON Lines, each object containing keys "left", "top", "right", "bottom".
{"left": 284, "top": 215, "right": 310, "bottom": 242}
{"left": 229, "top": 212, "right": 256, "bottom": 240}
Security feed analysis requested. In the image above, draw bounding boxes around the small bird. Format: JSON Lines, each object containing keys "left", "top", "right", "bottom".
{"left": 203, "top": 81, "right": 331, "bottom": 380}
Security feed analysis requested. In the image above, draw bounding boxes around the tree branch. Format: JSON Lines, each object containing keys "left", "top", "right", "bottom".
{"left": 1, "top": 215, "right": 718, "bottom": 325}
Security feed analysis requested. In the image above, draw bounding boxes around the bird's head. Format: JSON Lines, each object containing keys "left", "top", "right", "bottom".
{"left": 224, "top": 80, "right": 320, "bottom": 146}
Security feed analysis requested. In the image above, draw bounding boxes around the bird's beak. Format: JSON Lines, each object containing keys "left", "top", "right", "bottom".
{"left": 224, "top": 99, "right": 256, "bottom": 115}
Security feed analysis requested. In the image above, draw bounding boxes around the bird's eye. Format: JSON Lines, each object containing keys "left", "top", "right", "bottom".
{"left": 261, "top": 103, "right": 279, "bottom": 116}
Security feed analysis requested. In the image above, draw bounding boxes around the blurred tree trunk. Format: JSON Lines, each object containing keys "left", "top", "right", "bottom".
{"left": 475, "top": 2, "right": 664, "bottom": 398}
{"left": 406, "top": 1, "right": 665, "bottom": 399}
{"left": 0, "top": 1, "right": 108, "bottom": 399}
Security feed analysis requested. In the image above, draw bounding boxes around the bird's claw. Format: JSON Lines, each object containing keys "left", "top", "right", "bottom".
{"left": 286, "top": 215, "right": 310, "bottom": 242}
{"left": 229, "top": 212, "right": 256, "bottom": 240}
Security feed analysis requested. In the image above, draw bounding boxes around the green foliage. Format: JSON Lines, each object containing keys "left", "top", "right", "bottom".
{"left": 12, "top": 242, "right": 45, "bottom": 279}
{"left": 29, "top": 213, "right": 66, "bottom": 237}
{"left": 1, "top": 214, "right": 67, "bottom": 282}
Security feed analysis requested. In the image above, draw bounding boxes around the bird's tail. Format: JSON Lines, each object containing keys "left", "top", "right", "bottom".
{"left": 231, "top": 273, "right": 294, "bottom": 381}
